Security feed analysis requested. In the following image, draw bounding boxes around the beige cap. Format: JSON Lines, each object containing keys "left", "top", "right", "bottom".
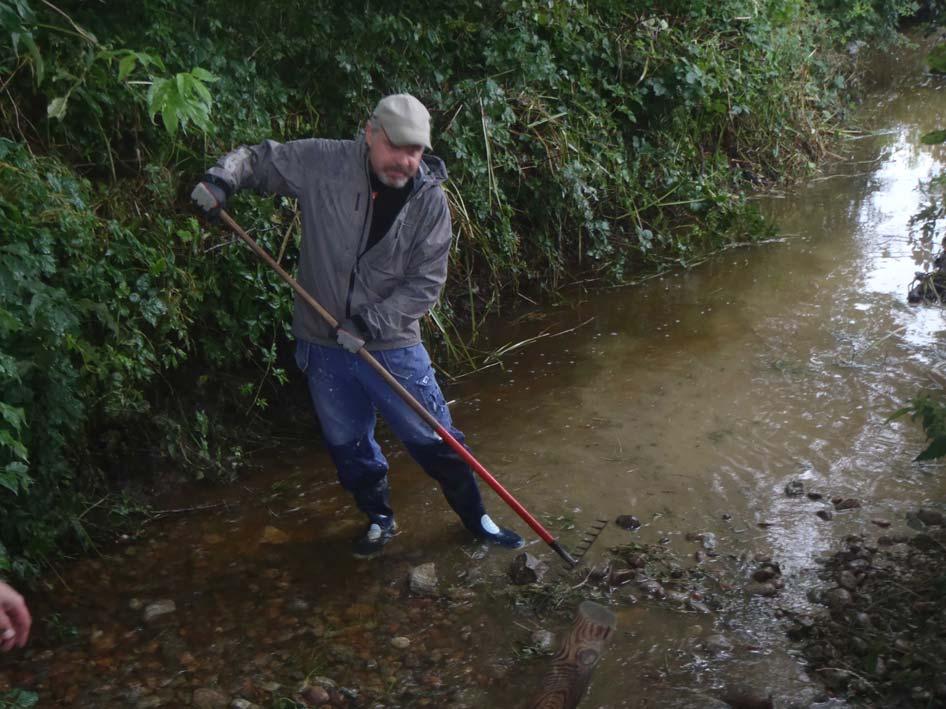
{"left": 372, "top": 94, "right": 431, "bottom": 149}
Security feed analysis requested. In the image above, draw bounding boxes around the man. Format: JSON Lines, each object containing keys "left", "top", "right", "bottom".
{"left": 0, "top": 581, "right": 30, "bottom": 651}
{"left": 192, "top": 94, "right": 523, "bottom": 558}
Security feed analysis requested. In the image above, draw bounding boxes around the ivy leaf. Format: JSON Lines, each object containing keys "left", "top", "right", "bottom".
{"left": 915, "top": 435, "right": 946, "bottom": 461}
{"left": 117, "top": 53, "right": 137, "bottom": 81}
{"left": 190, "top": 67, "right": 218, "bottom": 82}
{"left": 921, "top": 130, "right": 946, "bottom": 145}
{"left": 47, "top": 96, "right": 68, "bottom": 120}
{"left": 11, "top": 31, "right": 43, "bottom": 84}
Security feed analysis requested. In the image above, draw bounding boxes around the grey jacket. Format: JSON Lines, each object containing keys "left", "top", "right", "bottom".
{"left": 208, "top": 134, "right": 451, "bottom": 350}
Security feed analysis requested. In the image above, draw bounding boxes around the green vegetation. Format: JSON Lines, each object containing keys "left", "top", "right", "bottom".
{"left": 0, "top": 0, "right": 925, "bottom": 575}
{"left": 891, "top": 394, "right": 946, "bottom": 460}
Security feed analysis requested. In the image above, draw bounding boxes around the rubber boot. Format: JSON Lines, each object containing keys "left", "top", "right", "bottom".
{"left": 407, "top": 441, "right": 523, "bottom": 548}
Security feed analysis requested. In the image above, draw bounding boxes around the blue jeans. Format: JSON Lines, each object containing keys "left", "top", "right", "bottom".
{"left": 295, "top": 340, "right": 486, "bottom": 529}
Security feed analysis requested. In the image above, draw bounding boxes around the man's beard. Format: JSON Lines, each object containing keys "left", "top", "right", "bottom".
{"left": 376, "top": 170, "right": 410, "bottom": 188}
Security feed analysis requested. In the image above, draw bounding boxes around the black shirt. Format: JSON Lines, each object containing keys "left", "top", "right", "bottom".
{"left": 366, "top": 172, "right": 412, "bottom": 253}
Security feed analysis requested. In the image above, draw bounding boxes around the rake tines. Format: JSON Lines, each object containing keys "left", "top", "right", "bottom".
{"left": 564, "top": 517, "right": 609, "bottom": 569}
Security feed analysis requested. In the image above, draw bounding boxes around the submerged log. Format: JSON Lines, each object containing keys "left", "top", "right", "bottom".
{"left": 529, "top": 600, "right": 617, "bottom": 709}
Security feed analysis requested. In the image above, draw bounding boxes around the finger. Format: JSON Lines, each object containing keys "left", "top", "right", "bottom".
{"left": 8, "top": 598, "right": 30, "bottom": 647}
{"left": 0, "top": 608, "right": 14, "bottom": 652}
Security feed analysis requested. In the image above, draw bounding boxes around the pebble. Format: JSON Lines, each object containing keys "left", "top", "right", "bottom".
{"left": 816, "top": 510, "right": 833, "bottom": 521}
{"left": 530, "top": 629, "right": 556, "bottom": 653}
{"left": 260, "top": 526, "right": 290, "bottom": 544}
{"left": 784, "top": 480, "right": 805, "bottom": 497}
{"left": 745, "top": 581, "right": 777, "bottom": 597}
{"left": 192, "top": 688, "right": 228, "bottom": 709}
{"left": 704, "top": 634, "right": 734, "bottom": 654}
{"left": 409, "top": 562, "right": 439, "bottom": 596}
{"left": 615, "top": 514, "right": 641, "bottom": 530}
{"left": 833, "top": 498, "right": 861, "bottom": 511}
{"left": 391, "top": 636, "right": 411, "bottom": 649}
{"left": 638, "top": 580, "right": 666, "bottom": 598}
{"left": 688, "top": 599, "right": 712, "bottom": 613}
{"left": 300, "top": 685, "right": 330, "bottom": 704}
{"left": 825, "top": 587, "right": 852, "bottom": 610}
{"left": 916, "top": 509, "right": 944, "bottom": 527}
{"left": 143, "top": 600, "right": 176, "bottom": 623}
{"left": 508, "top": 553, "right": 548, "bottom": 585}
{"left": 230, "top": 700, "right": 260, "bottom": 709}
{"left": 838, "top": 570, "right": 858, "bottom": 591}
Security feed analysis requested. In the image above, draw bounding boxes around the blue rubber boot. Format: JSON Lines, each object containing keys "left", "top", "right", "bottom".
{"left": 406, "top": 441, "right": 524, "bottom": 549}
{"left": 352, "top": 516, "right": 398, "bottom": 559}
{"left": 465, "top": 513, "right": 524, "bottom": 549}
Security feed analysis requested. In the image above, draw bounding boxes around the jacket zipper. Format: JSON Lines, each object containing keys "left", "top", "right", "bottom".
{"left": 346, "top": 179, "right": 373, "bottom": 319}
{"left": 345, "top": 161, "right": 429, "bottom": 319}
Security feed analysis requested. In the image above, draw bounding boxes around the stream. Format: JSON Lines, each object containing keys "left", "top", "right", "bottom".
{"left": 3, "top": 34, "right": 946, "bottom": 709}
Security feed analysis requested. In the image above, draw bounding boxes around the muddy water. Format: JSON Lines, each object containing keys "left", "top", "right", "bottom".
{"left": 5, "top": 39, "right": 946, "bottom": 709}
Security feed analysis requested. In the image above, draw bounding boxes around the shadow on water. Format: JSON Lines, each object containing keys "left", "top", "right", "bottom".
{"left": 5, "top": 33, "right": 946, "bottom": 709}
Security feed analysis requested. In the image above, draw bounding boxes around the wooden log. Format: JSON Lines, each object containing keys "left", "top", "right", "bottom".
{"left": 529, "top": 600, "right": 617, "bottom": 709}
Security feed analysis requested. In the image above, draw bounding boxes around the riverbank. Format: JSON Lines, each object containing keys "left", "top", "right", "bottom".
{"left": 792, "top": 510, "right": 946, "bottom": 707}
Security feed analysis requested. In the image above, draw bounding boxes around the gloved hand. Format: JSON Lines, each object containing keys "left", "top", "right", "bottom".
{"left": 190, "top": 175, "right": 228, "bottom": 220}
{"left": 336, "top": 319, "right": 366, "bottom": 353}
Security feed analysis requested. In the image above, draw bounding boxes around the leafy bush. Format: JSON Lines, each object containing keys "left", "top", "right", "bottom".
{"left": 0, "top": 0, "right": 920, "bottom": 575}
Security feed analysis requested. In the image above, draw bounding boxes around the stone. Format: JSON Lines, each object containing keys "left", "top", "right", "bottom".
{"left": 816, "top": 510, "right": 833, "bottom": 521}
{"left": 688, "top": 599, "right": 711, "bottom": 613}
{"left": 90, "top": 628, "right": 117, "bottom": 653}
{"left": 260, "top": 526, "right": 290, "bottom": 544}
{"left": 784, "top": 480, "right": 805, "bottom": 497}
{"left": 704, "top": 634, "right": 733, "bottom": 654}
{"left": 838, "top": 570, "right": 858, "bottom": 591}
{"left": 916, "top": 508, "right": 944, "bottom": 526}
{"left": 807, "top": 492, "right": 824, "bottom": 500}
{"left": 508, "top": 553, "right": 548, "bottom": 585}
{"left": 390, "top": 636, "right": 411, "bottom": 650}
{"left": 300, "top": 685, "right": 331, "bottom": 705}
{"left": 192, "top": 688, "right": 228, "bottom": 709}
{"left": 409, "top": 562, "right": 439, "bottom": 596}
{"left": 638, "top": 579, "right": 666, "bottom": 598}
{"left": 752, "top": 567, "right": 778, "bottom": 582}
{"left": 745, "top": 581, "right": 777, "bottom": 597}
{"left": 143, "top": 600, "right": 176, "bottom": 623}
{"left": 615, "top": 514, "right": 641, "bottom": 530}
{"left": 825, "top": 587, "right": 852, "bottom": 610}
{"left": 819, "top": 668, "right": 849, "bottom": 690}
{"left": 910, "top": 533, "right": 937, "bottom": 551}
{"left": 530, "top": 629, "right": 556, "bottom": 653}
{"left": 833, "top": 498, "right": 861, "bottom": 511}
{"left": 230, "top": 700, "right": 260, "bottom": 709}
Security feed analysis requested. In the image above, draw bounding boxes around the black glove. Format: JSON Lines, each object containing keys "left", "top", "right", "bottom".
{"left": 336, "top": 318, "right": 368, "bottom": 353}
{"left": 190, "top": 174, "right": 230, "bottom": 220}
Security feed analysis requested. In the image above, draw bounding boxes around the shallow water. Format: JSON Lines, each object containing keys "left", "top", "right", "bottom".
{"left": 4, "top": 35, "right": 946, "bottom": 709}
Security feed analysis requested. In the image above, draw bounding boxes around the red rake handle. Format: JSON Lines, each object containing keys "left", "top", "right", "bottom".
{"left": 218, "top": 210, "right": 578, "bottom": 566}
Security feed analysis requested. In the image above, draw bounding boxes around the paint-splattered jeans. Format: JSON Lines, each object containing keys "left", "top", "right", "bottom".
{"left": 294, "top": 340, "right": 486, "bottom": 528}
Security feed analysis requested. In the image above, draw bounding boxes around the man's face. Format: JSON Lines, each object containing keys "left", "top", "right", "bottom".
{"left": 366, "top": 121, "right": 424, "bottom": 188}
